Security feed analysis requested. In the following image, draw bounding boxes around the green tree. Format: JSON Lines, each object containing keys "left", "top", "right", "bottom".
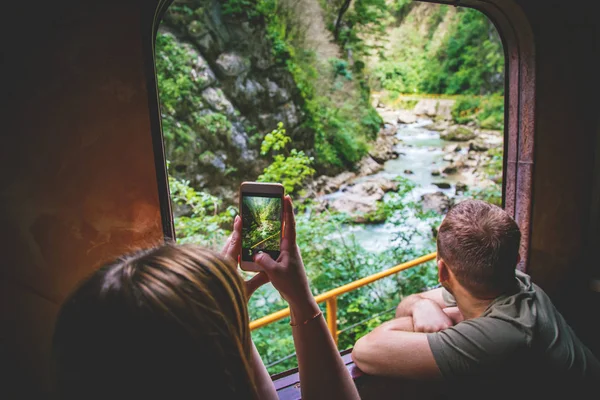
{"left": 421, "top": 8, "right": 504, "bottom": 95}
{"left": 168, "top": 171, "right": 236, "bottom": 248}
{"left": 258, "top": 123, "right": 316, "bottom": 194}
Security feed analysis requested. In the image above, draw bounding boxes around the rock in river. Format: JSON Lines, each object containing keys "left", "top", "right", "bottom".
{"left": 433, "top": 182, "right": 452, "bottom": 189}
{"left": 455, "top": 182, "right": 468, "bottom": 194}
{"left": 369, "top": 134, "right": 400, "bottom": 163}
{"left": 469, "top": 139, "right": 489, "bottom": 152}
{"left": 421, "top": 192, "right": 454, "bottom": 214}
{"left": 327, "top": 178, "right": 399, "bottom": 221}
{"left": 329, "top": 182, "right": 385, "bottom": 216}
{"left": 440, "top": 125, "right": 476, "bottom": 141}
{"left": 357, "top": 156, "right": 384, "bottom": 176}
{"left": 397, "top": 110, "right": 417, "bottom": 124}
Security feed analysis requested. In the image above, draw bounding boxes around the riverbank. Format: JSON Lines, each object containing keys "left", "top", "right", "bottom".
{"left": 302, "top": 98, "right": 503, "bottom": 224}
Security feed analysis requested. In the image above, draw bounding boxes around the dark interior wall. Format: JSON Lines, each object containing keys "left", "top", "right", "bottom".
{"left": 0, "top": 0, "right": 164, "bottom": 396}
{"left": 517, "top": 0, "right": 600, "bottom": 352}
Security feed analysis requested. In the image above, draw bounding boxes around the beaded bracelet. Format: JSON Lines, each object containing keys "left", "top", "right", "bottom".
{"left": 289, "top": 311, "right": 323, "bottom": 326}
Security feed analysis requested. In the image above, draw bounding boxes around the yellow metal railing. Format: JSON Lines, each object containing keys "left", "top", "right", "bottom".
{"left": 250, "top": 252, "right": 437, "bottom": 344}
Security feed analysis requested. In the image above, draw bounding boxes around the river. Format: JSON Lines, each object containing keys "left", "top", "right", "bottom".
{"left": 322, "top": 119, "right": 474, "bottom": 254}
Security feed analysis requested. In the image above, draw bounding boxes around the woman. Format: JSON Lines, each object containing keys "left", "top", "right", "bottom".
{"left": 53, "top": 196, "right": 359, "bottom": 400}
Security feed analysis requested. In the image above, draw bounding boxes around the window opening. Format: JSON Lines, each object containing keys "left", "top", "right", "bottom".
{"left": 155, "top": 0, "right": 505, "bottom": 374}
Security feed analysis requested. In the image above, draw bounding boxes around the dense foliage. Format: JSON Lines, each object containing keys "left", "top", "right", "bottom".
{"left": 372, "top": 4, "right": 503, "bottom": 96}
{"left": 168, "top": 170, "right": 235, "bottom": 248}
{"left": 420, "top": 8, "right": 504, "bottom": 96}
{"left": 258, "top": 123, "right": 315, "bottom": 194}
{"left": 452, "top": 95, "right": 504, "bottom": 130}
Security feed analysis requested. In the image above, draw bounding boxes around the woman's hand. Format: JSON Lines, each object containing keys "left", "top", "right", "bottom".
{"left": 222, "top": 215, "right": 269, "bottom": 300}
{"left": 253, "top": 196, "right": 317, "bottom": 320}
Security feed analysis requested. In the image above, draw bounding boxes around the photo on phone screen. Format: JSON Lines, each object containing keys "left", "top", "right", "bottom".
{"left": 241, "top": 193, "right": 283, "bottom": 261}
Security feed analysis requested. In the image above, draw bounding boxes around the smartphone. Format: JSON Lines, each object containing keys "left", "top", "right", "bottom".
{"left": 239, "top": 182, "right": 285, "bottom": 271}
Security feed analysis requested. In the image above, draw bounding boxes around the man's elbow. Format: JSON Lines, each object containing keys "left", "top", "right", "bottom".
{"left": 352, "top": 336, "right": 380, "bottom": 375}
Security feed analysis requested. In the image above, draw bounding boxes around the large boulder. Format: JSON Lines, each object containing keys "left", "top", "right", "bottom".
{"left": 364, "top": 177, "right": 399, "bottom": 193}
{"left": 215, "top": 52, "right": 250, "bottom": 77}
{"left": 443, "top": 153, "right": 455, "bottom": 162}
{"left": 201, "top": 87, "right": 235, "bottom": 116}
{"left": 229, "top": 122, "right": 256, "bottom": 162}
{"left": 311, "top": 172, "right": 357, "bottom": 195}
{"left": 441, "top": 125, "right": 476, "bottom": 141}
{"left": 433, "top": 182, "right": 451, "bottom": 189}
{"left": 434, "top": 100, "right": 454, "bottom": 120}
{"left": 357, "top": 156, "right": 384, "bottom": 176}
{"left": 414, "top": 99, "right": 438, "bottom": 117}
{"left": 421, "top": 192, "right": 454, "bottom": 214}
{"left": 413, "top": 99, "right": 454, "bottom": 120}
{"left": 424, "top": 120, "right": 450, "bottom": 132}
{"left": 266, "top": 79, "right": 290, "bottom": 104}
{"left": 190, "top": 49, "right": 216, "bottom": 89}
{"left": 232, "top": 77, "right": 265, "bottom": 108}
{"left": 379, "top": 109, "right": 400, "bottom": 126}
{"left": 369, "top": 134, "right": 400, "bottom": 163}
{"left": 329, "top": 182, "right": 386, "bottom": 217}
{"left": 443, "top": 143, "right": 462, "bottom": 153}
{"left": 397, "top": 110, "right": 417, "bottom": 124}
{"left": 281, "top": 102, "right": 301, "bottom": 128}
{"left": 443, "top": 163, "right": 462, "bottom": 174}
{"left": 469, "top": 139, "right": 489, "bottom": 152}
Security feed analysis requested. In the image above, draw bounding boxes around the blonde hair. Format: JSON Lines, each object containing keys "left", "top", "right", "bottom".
{"left": 53, "top": 244, "right": 258, "bottom": 400}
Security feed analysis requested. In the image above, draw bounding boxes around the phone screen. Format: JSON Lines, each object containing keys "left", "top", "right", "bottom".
{"left": 241, "top": 193, "right": 283, "bottom": 262}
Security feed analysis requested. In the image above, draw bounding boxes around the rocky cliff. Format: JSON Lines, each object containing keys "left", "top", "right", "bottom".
{"left": 159, "top": 0, "right": 307, "bottom": 191}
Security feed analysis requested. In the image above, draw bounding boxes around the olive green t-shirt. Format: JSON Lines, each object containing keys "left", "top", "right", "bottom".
{"left": 427, "top": 271, "right": 599, "bottom": 397}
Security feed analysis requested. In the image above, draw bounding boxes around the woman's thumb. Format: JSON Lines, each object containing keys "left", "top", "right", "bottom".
{"left": 253, "top": 252, "right": 278, "bottom": 272}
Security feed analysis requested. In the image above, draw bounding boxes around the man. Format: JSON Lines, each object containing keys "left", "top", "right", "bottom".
{"left": 352, "top": 200, "right": 599, "bottom": 398}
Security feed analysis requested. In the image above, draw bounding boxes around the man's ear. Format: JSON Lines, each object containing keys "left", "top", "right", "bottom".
{"left": 438, "top": 258, "right": 450, "bottom": 284}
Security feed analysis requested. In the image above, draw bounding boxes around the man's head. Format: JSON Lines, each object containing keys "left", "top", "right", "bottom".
{"left": 436, "top": 200, "right": 521, "bottom": 299}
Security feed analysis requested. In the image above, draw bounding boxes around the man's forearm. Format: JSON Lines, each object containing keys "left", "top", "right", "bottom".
{"left": 352, "top": 316, "right": 441, "bottom": 379}
{"left": 379, "top": 316, "right": 415, "bottom": 332}
{"left": 395, "top": 288, "right": 447, "bottom": 318}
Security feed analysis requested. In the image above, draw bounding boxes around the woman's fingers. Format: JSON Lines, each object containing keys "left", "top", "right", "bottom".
{"left": 253, "top": 252, "right": 279, "bottom": 273}
{"left": 222, "top": 215, "right": 242, "bottom": 263}
{"left": 280, "top": 196, "right": 296, "bottom": 252}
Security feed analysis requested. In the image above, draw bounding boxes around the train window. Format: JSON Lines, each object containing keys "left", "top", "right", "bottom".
{"left": 155, "top": 0, "right": 515, "bottom": 375}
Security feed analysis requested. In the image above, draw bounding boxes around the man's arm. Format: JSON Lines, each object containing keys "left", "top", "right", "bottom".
{"left": 352, "top": 317, "right": 441, "bottom": 379}
{"left": 396, "top": 288, "right": 462, "bottom": 332}
{"left": 395, "top": 288, "right": 448, "bottom": 317}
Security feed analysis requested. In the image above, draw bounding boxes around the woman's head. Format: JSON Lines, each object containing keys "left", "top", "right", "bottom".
{"left": 53, "top": 244, "right": 257, "bottom": 400}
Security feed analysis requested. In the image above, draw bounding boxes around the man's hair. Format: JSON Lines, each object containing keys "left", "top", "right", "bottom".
{"left": 437, "top": 199, "right": 521, "bottom": 297}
